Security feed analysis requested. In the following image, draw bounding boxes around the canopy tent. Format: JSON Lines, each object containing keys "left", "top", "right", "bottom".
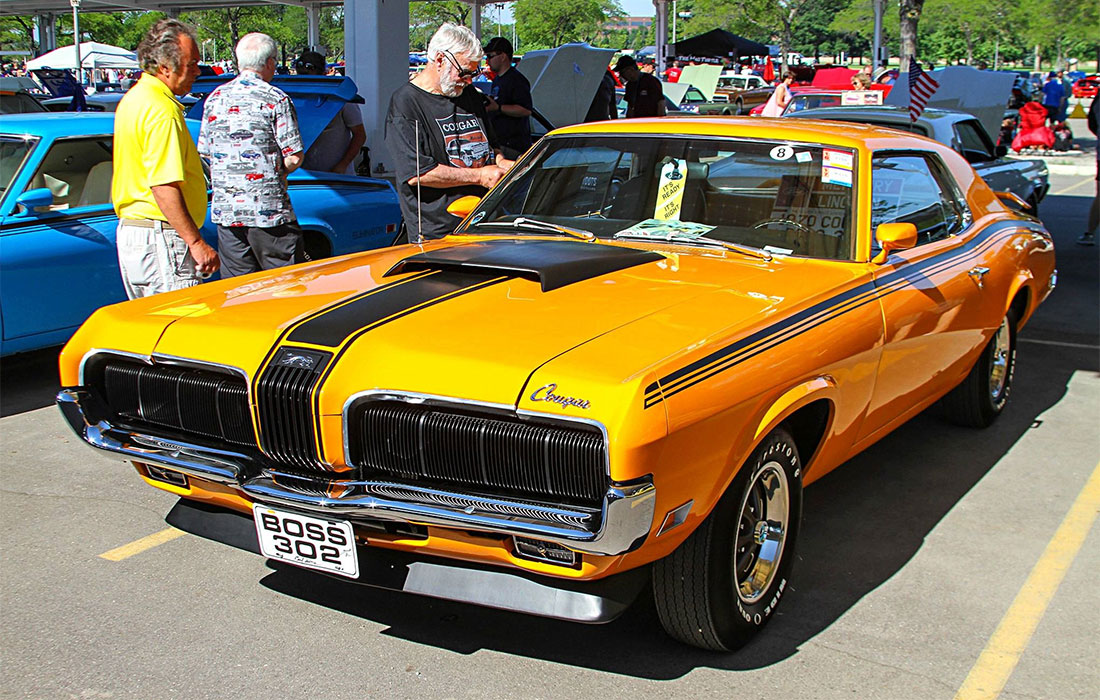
{"left": 26, "top": 42, "right": 138, "bottom": 71}
{"left": 671, "top": 30, "right": 769, "bottom": 63}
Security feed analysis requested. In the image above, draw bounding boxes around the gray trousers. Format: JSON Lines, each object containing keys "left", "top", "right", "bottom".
{"left": 217, "top": 223, "right": 304, "bottom": 278}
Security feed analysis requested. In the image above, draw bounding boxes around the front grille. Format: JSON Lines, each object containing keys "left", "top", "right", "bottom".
{"left": 98, "top": 360, "right": 252, "bottom": 446}
{"left": 349, "top": 401, "right": 607, "bottom": 507}
{"left": 255, "top": 348, "right": 332, "bottom": 471}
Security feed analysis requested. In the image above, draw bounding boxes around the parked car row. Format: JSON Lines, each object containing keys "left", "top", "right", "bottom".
{"left": 0, "top": 76, "right": 402, "bottom": 357}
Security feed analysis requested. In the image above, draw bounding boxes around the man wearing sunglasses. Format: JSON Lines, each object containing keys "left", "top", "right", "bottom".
{"left": 385, "top": 23, "right": 514, "bottom": 243}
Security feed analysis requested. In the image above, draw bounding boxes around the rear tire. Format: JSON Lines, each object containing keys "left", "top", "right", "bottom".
{"left": 940, "top": 309, "right": 1017, "bottom": 428}
{"left": 653, "top": 427, "right": 803, "bottom": 650}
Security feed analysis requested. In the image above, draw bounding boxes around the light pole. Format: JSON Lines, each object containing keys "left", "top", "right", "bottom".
{"left": 69, "top": 0, "right": 82, "bottom": 85}
{"left": 672, "top": 0, "right": 677, "bottom": 44}
{"left": 872, "top": 0, "right": 884, "bottom": 71}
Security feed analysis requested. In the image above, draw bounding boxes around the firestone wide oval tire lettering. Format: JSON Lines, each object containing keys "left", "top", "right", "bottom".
{"left": 653, "top": 426, "right": 804, "bottom": 651}
{"left": 940, "top": 308, "right": 1017, "bottom": 428}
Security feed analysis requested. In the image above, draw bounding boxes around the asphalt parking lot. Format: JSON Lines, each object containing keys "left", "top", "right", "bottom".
{"left": 1, "top": 172, "right": 1097, "bottom": 700}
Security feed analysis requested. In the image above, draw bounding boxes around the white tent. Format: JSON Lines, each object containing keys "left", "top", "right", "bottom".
{"left": 26, "top": 42, "right": 138, "bottom": 71}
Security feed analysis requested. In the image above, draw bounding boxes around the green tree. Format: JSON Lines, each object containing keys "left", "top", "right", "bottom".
{"left": 410, "top": 2, "right": 473, "bottom": 50}
{"left": 513, "top": 0, "right": 622, "bottom": 51}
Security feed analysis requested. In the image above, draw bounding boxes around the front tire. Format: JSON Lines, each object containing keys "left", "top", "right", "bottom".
{"left": 653, "top": 427, "right": 803, "bottom": 650}
{"left": 940, "top": 309, "right": 1017, "bottom": 427}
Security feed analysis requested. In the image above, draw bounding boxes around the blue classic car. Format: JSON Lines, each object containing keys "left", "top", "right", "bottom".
{"left": 0, "top": 80, "right": 401, "bottom": 357}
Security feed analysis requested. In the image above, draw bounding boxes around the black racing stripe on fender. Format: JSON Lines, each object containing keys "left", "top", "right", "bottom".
{"left": 311, "top": 274, "right": 510, "bottom": 462}
{"left": 644, "top": 221, "right": 1029, "bottom": 408}
{"left": 250, "top": 269, "right": 436, "bottom": 396}
{"left": 287, "top": 269, "right": 503, "bottom": 347}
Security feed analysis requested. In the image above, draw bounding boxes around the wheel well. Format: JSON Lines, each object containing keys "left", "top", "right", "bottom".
{"left": 1010, "top": 286, "right": 1031, "bottom": 327}
{"left": 301, "top": 229, "right": 332, "bottom": 261}
{"left": 781, "top": 399, "right": 831, "bottom": 468}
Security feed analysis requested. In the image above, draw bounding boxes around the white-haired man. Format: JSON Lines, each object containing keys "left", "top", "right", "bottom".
{"left": 198, "top": 32, "right": 304, "bottom": 277}
{"left": 385, "top": 23, "right": 513, "bottom": 243}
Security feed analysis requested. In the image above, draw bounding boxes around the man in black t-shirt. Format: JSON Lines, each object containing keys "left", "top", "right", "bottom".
{"left": 614, "top": 55, "right": 666, "bottom": 118}
{"left": 483, "top": 36, "right": 533, "bottom": 160}
{"left": 384, "top": 23, "right": 514, "bottom": 243}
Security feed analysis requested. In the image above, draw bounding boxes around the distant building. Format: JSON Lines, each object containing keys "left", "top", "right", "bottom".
{"left": 603, "top": 16, "right": 654, "bottom": 32}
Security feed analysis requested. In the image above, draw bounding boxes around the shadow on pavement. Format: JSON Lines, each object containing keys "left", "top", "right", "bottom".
{"left": 0, "top": 346, "right": 62, "bottom": 418}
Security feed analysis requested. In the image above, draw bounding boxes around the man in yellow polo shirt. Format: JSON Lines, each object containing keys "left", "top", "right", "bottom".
{"left": 112, "top": 18, "right": 218, "bottom": 299}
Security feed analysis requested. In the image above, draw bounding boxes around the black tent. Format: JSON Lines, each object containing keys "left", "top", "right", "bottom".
{"left": 671, "top": 29, "right": 770, "bottom": 62}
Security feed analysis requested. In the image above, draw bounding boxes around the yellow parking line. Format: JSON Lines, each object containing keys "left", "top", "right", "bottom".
{"left": 1051, "top": 178, "right": 1093, "bottom": 196}
{"left": 953, "top": 460, "right": 1100, "bottom": 700}
{"left": 99, "top": 527, "right": 186, "bottom": 561}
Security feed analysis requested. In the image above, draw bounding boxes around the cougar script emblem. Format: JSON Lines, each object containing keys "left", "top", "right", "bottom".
{"left": 530, "top": 383, "right": 591, "bottom": 410}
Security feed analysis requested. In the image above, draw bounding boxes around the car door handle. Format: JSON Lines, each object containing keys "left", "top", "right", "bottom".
{"left": 968, "top": 266, "right": 990, "bottom": 288}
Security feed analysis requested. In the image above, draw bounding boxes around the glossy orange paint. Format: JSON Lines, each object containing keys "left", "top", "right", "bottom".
{"left": 59, "top": 118, "right": 1056, "bottom": 582}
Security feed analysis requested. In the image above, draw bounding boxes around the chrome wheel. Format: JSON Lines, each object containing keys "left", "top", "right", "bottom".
{"left": 989, "top": 317, "right": 1011, "bottom": 399}
{"left": 734, "top": 460, "right": 790, "bottom": 603}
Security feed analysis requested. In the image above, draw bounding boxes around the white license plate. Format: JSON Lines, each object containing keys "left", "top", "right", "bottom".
{"left": 253, "top": 504, "right": 358, "bottom": 579}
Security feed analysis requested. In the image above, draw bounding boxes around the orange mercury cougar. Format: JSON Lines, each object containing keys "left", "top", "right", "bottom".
{"left": 58, "top": 118, "right": 1055, "bottom": 650}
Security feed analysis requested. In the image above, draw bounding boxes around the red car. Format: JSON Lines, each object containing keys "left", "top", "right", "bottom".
{"left": 1071, "top": 76, "right": 1098, "bottom": 99}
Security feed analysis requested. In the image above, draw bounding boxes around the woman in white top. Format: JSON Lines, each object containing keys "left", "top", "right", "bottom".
{"left": 762, "top": 73, "right": 795, "bottom": 117}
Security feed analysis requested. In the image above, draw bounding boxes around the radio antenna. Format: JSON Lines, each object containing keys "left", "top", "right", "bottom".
{"left": 415, "top": 119, "right": 423, "bottom": 244}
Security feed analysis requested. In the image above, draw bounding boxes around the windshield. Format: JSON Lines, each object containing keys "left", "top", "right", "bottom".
{"left": 466, "top": 135, "right": 856, "bottom": 260}
{"left": 0, "top": 136, "right": 38, "bottom": 198}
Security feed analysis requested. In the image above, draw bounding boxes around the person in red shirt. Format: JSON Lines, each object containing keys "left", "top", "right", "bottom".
{"left": 664, "top": 60, "right": 683, "bottom": 83}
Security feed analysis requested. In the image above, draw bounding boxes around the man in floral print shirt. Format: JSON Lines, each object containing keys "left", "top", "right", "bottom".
{"left": 198, "top": 32, "right": 304, "bottom": 278}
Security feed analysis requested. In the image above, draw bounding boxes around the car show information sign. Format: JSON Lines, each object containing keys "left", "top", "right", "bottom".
{"left": 821, "top": 148, "right": 854, "bottom": 187}
{"left": 654, "top": 158, "right": 688, "bottom": 220}
{"left": 253, "top": 504, "right": 359, "bottom": 578}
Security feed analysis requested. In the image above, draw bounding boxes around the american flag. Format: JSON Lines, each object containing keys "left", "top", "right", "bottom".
{"left": 907, "top": 57, "right": 939, "bottom": 122}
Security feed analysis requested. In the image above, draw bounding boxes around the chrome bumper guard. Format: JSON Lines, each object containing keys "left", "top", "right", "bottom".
{"left": 57, "top": 389, "right": 656, "bottom": 556}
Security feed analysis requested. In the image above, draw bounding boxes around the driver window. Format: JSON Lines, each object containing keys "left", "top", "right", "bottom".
{"left": 26, "top": 136, "right": 114, "bottom": 210}
{"left": 871, "top": 154, "right": 954, "bottom": 246}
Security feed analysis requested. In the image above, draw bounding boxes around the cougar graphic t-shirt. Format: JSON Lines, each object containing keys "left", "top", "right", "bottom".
{"left": 385, "top": 82, "right": 499, "bottom": 241}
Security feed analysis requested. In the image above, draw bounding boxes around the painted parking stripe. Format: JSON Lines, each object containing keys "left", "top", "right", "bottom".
{"left": 953, "top": 460, "right": 1100, "bottom": 700}
{"left": 1019, "top": 337, "right": 1100, "bottom": 350}
{"left": 99, "top": 527, "right": 186, "bottom": 561}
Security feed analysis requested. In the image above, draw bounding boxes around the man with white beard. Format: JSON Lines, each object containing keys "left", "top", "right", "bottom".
{"left": 385, "top": 23, "right": 513, "bottom": 243}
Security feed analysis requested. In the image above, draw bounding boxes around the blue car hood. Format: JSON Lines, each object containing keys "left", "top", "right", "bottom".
{"left": 186, "top": 74, "right": 362, "bottom": 152}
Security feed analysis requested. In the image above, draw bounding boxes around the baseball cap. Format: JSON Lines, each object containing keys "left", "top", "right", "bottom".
{"left": 613, "top": 55, "right": 637, "bottom": 71}
{"left": 483, "top": 37, "right": 514, "bottom": 57}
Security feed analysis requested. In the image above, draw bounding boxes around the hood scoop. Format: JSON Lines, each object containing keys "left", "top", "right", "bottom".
{"left": 385, "top": 239, "right": 662, "bottom": 292}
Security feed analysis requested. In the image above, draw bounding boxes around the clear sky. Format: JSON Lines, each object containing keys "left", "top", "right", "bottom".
{"left": 494, "top": 1, "right": 657, "bottom": 23}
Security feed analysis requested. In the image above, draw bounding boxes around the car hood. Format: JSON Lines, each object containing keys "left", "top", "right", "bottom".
{"left": 84, "top": 237, "right": 865, "bottom": 425}
{"left": 186, "top": 74, "right": 362, "bottom": 152}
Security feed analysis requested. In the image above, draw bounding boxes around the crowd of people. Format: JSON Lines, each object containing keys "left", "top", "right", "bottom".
{"left": 94, "top": 18, "right": 1097, "bottom": 297}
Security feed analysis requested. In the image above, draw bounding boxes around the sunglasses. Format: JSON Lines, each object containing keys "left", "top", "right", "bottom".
{"left": 442, "top": 50, "right": 479, "bottom": 79}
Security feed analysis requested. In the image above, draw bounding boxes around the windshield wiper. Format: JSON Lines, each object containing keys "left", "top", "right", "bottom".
{"left": 476, "top": 217, "right": 596, "bottom": 241}
{"left": 614, "top": 232, "right": 772, "bottom": 261}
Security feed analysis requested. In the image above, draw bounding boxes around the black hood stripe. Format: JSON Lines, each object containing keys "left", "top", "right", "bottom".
{"left": 308, "top": 273, "right": 509, "bottom": 462}
{"left": 644, "top": 221, "right": 1033, "bottom": 408}
{"left": 287, "top": 269, "right": 509, "bottom": 347}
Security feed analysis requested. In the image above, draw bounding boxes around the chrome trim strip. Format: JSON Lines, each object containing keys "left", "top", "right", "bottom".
{"left": 58, "top": 388, "right": 655, "bottom": 555}
{"left": 78, "top": 348, "right": 148, "bottom": 385}
{"left": 57, "top": 389, "right": 245, "bottom": 484}
{"left": 78, "top": 349, "right": 250, "bottom": 385}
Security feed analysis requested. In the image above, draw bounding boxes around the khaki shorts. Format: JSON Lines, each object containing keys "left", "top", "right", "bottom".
{"left": 116, "top": 220, "right": 203, "bottom": 300}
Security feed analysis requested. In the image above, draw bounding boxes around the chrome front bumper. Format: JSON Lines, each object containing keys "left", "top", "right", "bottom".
{"left": 57, "top": 389, "right": 656, "bottom": 556}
